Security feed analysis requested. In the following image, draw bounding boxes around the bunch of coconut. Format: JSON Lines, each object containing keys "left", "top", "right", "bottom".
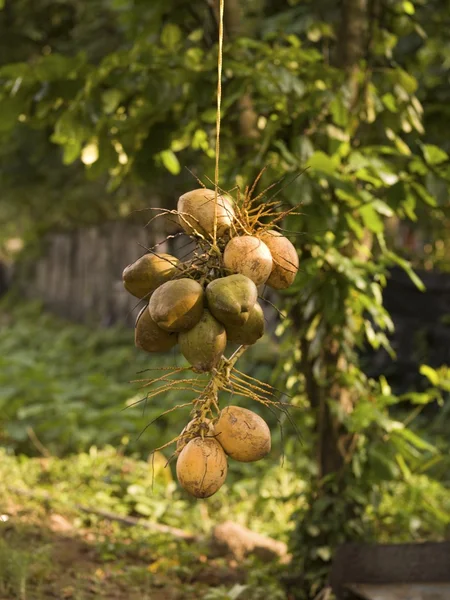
{"left": 176, "top": 405, "right": 271, "bottom": 498}
{"left": 122, "top": 188, "right": 299, "bottom": 371}
{"left": 121, "top": 187, "right": 299, "bottom": 498}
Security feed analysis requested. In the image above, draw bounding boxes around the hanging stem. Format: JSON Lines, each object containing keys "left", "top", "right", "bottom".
{"left": 213, "top": 0, "right": 225, "bottom": 246}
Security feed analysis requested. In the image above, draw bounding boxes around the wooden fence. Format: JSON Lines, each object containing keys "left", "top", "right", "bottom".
{"left": 18, "top": 221, "right": 192, "bottom": 327}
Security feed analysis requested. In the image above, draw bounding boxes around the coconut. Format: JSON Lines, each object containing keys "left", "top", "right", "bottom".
{"left": 258, "top": 230, "right": 298, "bottom": 289}
{"left": 179, "top": 309, "right": 227, "bottom": 372}
{"left": 134, "top": 306, "right": 177, "bottom": 353}
{"left": 149, "top": 278, "right": 204, "bottom": 332}
{"left": 122, "top": 253, "right": 179, "bottom": 299}
{"left": 214, "top": 406, "right": 271, "bottom": 462}
{"left": 177, "top": 188, "right": 235, "bottom": 238}
{"left": 205, "top": 274, "right": 258, "bottom": 327}
{"left": 176, "top": 437, "right": 227, "bottom": 498}
{"left": 225, "top": 302, "right": 265, "bottom": 345}
{"left": 223, "top": 236, "right": 273, "bottom": 286}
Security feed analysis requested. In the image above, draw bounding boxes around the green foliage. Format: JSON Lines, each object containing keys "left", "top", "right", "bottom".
{"left": 0, "top": 298, "right": 180, "bottom": 455}
{"left": 0, "top": 298, "right": 277, "bottom": 461}
{"left": 203, "top": 585, "right": 249, "bottom": 600}
{"left": 1, "top": 0, "right": 447, "bottom": 248}
{"left": 280, "top": 352, "right": 450, "bottom": 596}
{"left": 0, "top": 537, "right": 52, "bottom": 600}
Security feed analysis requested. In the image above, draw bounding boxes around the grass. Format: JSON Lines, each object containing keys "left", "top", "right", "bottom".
{"left": 0, "top": 448, "right": 296, "bottom": 600}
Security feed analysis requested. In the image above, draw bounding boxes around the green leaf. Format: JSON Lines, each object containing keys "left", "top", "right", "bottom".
{"left": 308, "top": 151, "right": 337, "bottom": 176}
{"left": 229, "top": 585, "right": 249, "bottom": 600}
{"left": 159, "top": 149, "right": 180, "bottom": 175}
{"left": 422, "top": 144, "right": 448, "bottom": 166}
{"left": 402, "top": 193, "right": 417, "bottom": 221}
{"left": 345, "top": 214, "right": 364, "bottom": 240}
{"left": 359, "top": 203, "right": 384, "bottom": 234}
{"left": 102, "top": 89, "right": 124, "bottom": 114}
{"left": 411, "top": 182, "right": 437, "bottom": 207}
{"left": 316, "top": 546, "right": 332, "bottom": 562}
{"left": 396, "top": 453, "right": 411, "bottom": 479}
{"left": 401, "top": 391, "right": 439, "bottom": 405}
{"left": 386, "top": 252, "right": 425, "bottom": 291}
{"left": 135, "top": 502, "right": 152, "bottom": 516}
{"left": 35, "top": 54, "right": 83, "bottom": 81}
{"left": 385, "top": 128, "right": 411, "bottom": 155}
{"left": 394, "top": 428, "right": 438, "bottom": 454}
{"left": 397, "top": 69, "right": 418, "bottom": 94}
{"left": 274, "top": 140, "right": 298, "bottom": 166}
{"left": 369, "top": 447, "right": 399, "bottom": 480}
{"left": 382, "top": 93, "right": 398, "bottom": 113}
{"left": 402, "top": 1, "right": 415, "bottom": 15}
{"left": 188, "top": 28, "right": 203, "bottom": 42}
{"left": 201, "top": 108, "right": 219, "bottom": 124}
{"left": 184, "top": 47, "right": 204, "bottom": 70}
{"left": 420, "top": 365, "right": 440, "bottom": 386}
{"left": 161, "top": 24, "right": 182, "bottom": 50}
{"left": 0, "top": 62, "right": 31, "bottom": 79}
{"left": 0, "top": 97, "right": 23, "bottom": 131}
{"left": 292, "top": 135, "right": 314, "bottom": 163}
{"left": 330, "top": 96, "right": 349, "bottom": 127}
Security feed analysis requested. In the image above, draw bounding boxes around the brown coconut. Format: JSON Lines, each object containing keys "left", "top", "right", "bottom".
{"left": 122, "top": 253, "right": 179, "bottom": 299}
{"left": 214, "top": 406, "right": 271, "bottom": 462}
{"left": 179, "top": 309, "right": 227, "bottom": 372}
{"left": 176, "top": 437, "right": 227, "bottom": 498}
{"left": 225, "top": 302, "right": 265, "bottom": 345}
{"left": 177, "top": 188, "right": 235, "bottom": 238}
{"left": 206, "top": 274, "right": 258, "bottom": 327}
{"left": 149, "top": 278, "right": 204, "bottom": 332}
{"left": 258, "top": 230, "right": 299, "bottom": 290}
{"left": 134, "top": 306, "right": 177, "bottom": 353}
{"left": 223, "top": 236, "right": 273, "bottom": 286}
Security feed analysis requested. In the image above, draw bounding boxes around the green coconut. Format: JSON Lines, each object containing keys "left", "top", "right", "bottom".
{"left": 123, "top": 253, "right": 179, "bottom": 299}
{"left": 225, "top": 302, "right": 265, "bottom": 345}
{"left": 134, "top": 306, "right": 177, "bottom": 353}
{"left": 149, "top": 278, "right": 204, "bottom": 332}
{"left": 179, "top": 309, "right": 227, "bottom": 372}
{"left": 205, "top": 274, "right": 258, "bottom": 327}
{"left": 177, "top": 188, "right": 235, "bottom": 238}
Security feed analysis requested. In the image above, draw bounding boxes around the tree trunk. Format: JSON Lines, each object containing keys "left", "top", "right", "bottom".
{"left": 338, "top": 0, "right": 368, "bottom": 69}
{"left": 297, "top": 0, "right": 368, "bottom": 483}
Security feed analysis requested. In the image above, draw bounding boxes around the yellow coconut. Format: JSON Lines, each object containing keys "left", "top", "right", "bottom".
{"left": 206, "top": 274, "right": 258, "bottom": 327}
{"left": 223, "top": 236, "right": 273, "bottom": 286}
{"left": 134, "top": 306, "right": 177, "bottom": 353}
{"left": 258, "top": 230, "right": 299, "bottom": 290}
{"left": 178, "top": 309, "right": 227, "bottom": 372}
{"left": 149, "top": 278, "right": 204, "bottom": 332}
{"left": 122, "top": 253, "right": 179, "bottom": 299}
{"left": 177, "top": 188, "right": 235, "bottom": 238}
{"left": 176, "top": 437, "right": 227, "bottom": 498}
{"left": 225, "top": 302, "right": 265, "bottom": 345}
{"left": 214, "top": 406, "right": 271, "bottom": 462}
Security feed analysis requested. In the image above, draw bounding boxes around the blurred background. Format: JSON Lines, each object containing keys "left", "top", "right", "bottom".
{"left": 0, "top": 1, "right": 450, "bottom": 599}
